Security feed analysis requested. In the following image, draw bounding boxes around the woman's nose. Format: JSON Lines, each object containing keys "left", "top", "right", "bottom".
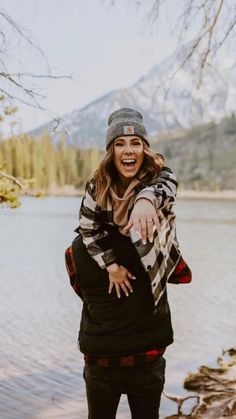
{"left": 124, "top": 144, "right": 133, "bottom": 153}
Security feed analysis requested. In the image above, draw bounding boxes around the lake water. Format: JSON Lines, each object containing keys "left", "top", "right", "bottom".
{"left": 0, "top": 196, "right": 236, "bottom": 419}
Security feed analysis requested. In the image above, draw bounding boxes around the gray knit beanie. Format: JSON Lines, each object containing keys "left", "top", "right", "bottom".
{"left": 106, "top": 108, "right": 149, "bottom": 150}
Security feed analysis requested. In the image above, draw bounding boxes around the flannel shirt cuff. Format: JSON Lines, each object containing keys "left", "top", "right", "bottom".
{"left": 99, "top": 249, "right": 117, "bottom": 270}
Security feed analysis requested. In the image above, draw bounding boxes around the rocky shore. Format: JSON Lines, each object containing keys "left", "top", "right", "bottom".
{"left": 164, "top": 348, "right": 236, "bottom": 418}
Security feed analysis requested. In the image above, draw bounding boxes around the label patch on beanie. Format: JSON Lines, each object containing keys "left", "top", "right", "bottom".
{"left": 124, "top": 126, "right": 134, "bottom": 134}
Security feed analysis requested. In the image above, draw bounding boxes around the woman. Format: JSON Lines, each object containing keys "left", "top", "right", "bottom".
{"left": 66, "top": 108, "right": 191, "bottom": 419}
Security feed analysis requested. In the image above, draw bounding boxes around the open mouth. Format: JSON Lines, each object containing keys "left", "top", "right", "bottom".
{"left": 121, "top": 159, "right": 136, "bottom": 168}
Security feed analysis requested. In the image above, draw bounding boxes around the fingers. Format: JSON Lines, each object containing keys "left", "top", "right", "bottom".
{"left": 115, "top": 283, "right": 121, "bottom": 299}
{"left": 114, "top": 281, "right": 133, "bottom": 298}
{"left": 108, "top": 268, "right": 135, "bottom": 298}
{"left": 133, "top": 217, "right": 161, "bottom": 244}
{"left": 153, "top": 214, "right": 161, "bottom": 232}
{"left": 140, "top": 218, "right": 147, "bottom": 244}
{"left": 123, "top": 219, "right": 133, "bottom": 231}
{"left": 129, "top": 200, "right": 161, "bottom": 244}
{"left": 131, "top": 215, "right": 151, "bottom": 244}
{"left": 132, "top": 217, "right": 141, "bottom": 239}
{"left": 108, "top": 281, "right": 114, "bottom": 294}
{"left": 126, "top": 271, "right": 136, "bottom": 280}
{"left": 120, "top": 281, "right": 132, "bottom": 297}
{"left": 133, "top": 217, "right": 150, "bottom": 244}
{"left": 146, "top": 217, "right": 161, "bottom": 242}
{"left": 123, "top": 279, "right": 134, "bottom": 293}
{"left": 147, "top": 218, "right": 154, "bottom": 242}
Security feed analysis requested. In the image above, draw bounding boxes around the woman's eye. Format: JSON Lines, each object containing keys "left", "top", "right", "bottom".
{"left": 115, "top": 143, "right": 123, "bottom": 147}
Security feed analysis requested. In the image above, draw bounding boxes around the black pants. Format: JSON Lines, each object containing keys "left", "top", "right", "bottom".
{"left": 83, "top": 356, "right": 166, "bottom": 419}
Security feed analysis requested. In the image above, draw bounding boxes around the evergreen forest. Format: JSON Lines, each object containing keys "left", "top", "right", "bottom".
{"left": 0, "top": 133, "right": 102, "bottom": 206}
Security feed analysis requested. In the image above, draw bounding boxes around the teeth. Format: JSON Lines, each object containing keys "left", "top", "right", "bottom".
{"left": 122, "top": 159, "right": 136, "bottom": 163}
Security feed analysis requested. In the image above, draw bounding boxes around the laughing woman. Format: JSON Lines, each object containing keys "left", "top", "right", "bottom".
{"left": 68, "top": 108, "right": 191, "bottom": 419}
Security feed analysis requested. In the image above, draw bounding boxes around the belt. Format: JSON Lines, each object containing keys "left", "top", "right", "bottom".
{"left": 84, "top": 347, "right": 166, "bottom": 367}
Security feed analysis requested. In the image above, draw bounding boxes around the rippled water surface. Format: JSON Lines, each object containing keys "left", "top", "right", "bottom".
{"left": 1, "top": 197, "right": 236, "bottom": 418}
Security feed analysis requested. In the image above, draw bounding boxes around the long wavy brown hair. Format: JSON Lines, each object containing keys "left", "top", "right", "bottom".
{"left": 93, "top": 140, "right": 164, "bottom": 207}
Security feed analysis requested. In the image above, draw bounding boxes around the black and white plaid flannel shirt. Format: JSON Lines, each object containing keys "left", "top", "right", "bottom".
{"left": 78, "top": 167, "right": 187, "bottom": 306}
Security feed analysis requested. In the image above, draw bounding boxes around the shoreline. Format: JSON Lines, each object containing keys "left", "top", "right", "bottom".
{"left": 177, "top": 189, "right": 236, "bottom": 200}
{"left": 22, "top": 187, "right": 236, "bottom": 200}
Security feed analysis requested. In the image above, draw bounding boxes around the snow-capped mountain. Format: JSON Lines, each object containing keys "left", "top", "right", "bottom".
{"left": 32, "top": 44, "right": 236, "bottom": 148}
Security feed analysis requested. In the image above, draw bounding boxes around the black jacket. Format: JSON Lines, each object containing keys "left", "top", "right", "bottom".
{"left": 73, "top": 225, "right": 174, "bottom": 357}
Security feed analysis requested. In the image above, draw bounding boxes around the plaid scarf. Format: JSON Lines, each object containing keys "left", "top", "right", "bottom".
{"left": 110, "top": 177, "right": 141, "bottom": 235}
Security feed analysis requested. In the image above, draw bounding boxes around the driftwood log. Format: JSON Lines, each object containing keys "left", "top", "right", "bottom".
{"left": 164, "top": 348, "right": 236, "bottom": 418}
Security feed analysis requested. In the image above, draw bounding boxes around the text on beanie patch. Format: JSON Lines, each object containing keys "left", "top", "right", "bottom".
{"left": 124, "top": 126, "right": 134, "bottom": 134}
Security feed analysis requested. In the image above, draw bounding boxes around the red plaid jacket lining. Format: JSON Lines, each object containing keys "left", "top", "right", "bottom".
{"left": 84, "top": 347, "right": 166, "bottom": 367}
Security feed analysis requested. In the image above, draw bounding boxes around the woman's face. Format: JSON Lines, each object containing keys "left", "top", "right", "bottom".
{"left": 113, "top": 136, "right": 144, "bottom": 185}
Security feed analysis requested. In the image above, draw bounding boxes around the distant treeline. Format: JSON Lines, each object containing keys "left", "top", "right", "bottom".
{"left": 0, "top": 134, "right": 102, "bottom": 191}
{"left": 1, "top": 115, "right": 236, "bottom": 195}
{"left": 151, "top": 116, "right": 236, "bottom": 191}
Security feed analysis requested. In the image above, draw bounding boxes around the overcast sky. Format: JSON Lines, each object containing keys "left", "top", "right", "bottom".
{"left": 1, "top": 0, "right": 187, "bottom": 133}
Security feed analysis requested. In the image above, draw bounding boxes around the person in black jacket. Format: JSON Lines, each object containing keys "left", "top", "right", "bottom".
{"left": 66, "top": 108, "right": 191, "bottom": 419}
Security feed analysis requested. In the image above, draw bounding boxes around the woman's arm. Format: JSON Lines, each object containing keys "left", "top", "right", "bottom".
{"left": 135, "top": 166, "right": 178, "bottom": 209}
{"left": 79, "top": 179, "right": 117, "bottom": 270}
{"left": 124, "top": 167, "right": 177, "bottom": 243}
{"left": 79, "top": 180, "right": 135, "bottom": 298}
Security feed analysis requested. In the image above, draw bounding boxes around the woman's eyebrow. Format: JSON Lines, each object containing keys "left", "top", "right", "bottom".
{"left": 129, "top": 138, "right": 142, "bottom": 143}
{"left": 115, "top": 139, "right": 124, "bottom": 142}
{"left": 114, "top": 137, "right": 141, "bottom": 144}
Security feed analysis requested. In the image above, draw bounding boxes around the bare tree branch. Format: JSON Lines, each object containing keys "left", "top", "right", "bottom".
{"left": 212, "top": 15, "right": 236, "bottom": 56}
{"left": 0, "top": 8, "right": 50, "bottom": 72}
{"left": 0, "top": 6, "right": 71, "bottom": 128}
{"left": 0, "top": 170, "right": 23, "bottom": 189}
{"left": 200, "top": 0, "right": 224, "bottom": 66}
{"left": 115, "top": 0, "right": 236, "bottom": 85}
{"left": 0, "top": 71, "right": 46, "bottom": 99}
{"left": 5, "top": 72, "right": 72, "bottom": 80}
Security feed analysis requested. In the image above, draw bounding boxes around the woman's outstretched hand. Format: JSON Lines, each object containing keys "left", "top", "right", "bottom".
{"left": 124, "top": 198, "right": 161, "bottom": 244}
{"left": 107, "top": 263, "right": 135, "bottom": 298}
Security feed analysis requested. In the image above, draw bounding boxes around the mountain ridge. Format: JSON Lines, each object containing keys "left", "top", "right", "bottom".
{"left": 30, "top": 44, "right": 236, "bottom": 149}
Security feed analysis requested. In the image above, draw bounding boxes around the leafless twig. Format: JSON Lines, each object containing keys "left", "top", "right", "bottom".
{"left": 0, "top": 7, "right": 70, "bottom": 125}
{"left": 117, "top": 0, "right": 236, "bottom": 84}
{"left": 0, "top": 170, "right": 23, "bottom": 189}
